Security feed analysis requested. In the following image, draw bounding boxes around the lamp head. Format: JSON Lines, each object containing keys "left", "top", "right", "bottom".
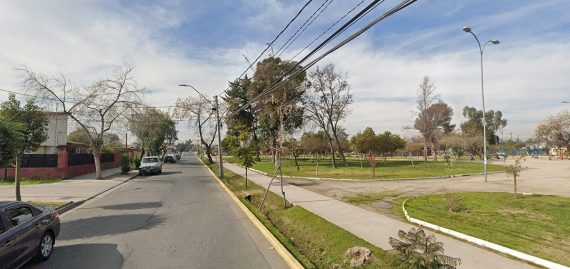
{"left": 178, "top": 84, "right": 188, "bottom": 87}
{"left": 491, "top": 40, "right": 500, "bottom": 44}
{"left": 462, "top": 26, "right": 472, "bottom": 33}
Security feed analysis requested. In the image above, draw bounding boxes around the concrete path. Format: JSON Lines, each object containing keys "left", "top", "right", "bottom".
{"left": 0, "top": 168, "right": 132, "bottom": 202}
{"left": 225, "top": 162, "right": 536, "bottom": 269}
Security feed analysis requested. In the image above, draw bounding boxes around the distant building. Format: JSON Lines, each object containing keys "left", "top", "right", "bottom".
{"left": 31, "top": 112, "right": 69, "bottom": 154}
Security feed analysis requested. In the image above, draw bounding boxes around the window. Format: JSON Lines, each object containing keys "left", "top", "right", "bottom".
{"left": 5, "top": 206, "right": 34, "bottom": 227}
{"left": 142, "top": 158, "right": 159, "bottom": 163}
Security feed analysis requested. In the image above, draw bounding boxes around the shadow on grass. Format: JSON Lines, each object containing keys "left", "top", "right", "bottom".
{"left": 58, "top": 214, "right": 164, "bottom": 240}
{"left": 24, "top": 243, "right": 123, "bottom": 269}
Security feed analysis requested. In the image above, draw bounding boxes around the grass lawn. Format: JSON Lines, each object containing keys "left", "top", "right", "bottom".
{"left": 226, "top": 156, "right": 504, "bottom": 180}
{"left": 0, "top": 178, "right": 62, "bottom": 186}
{"left": 405, "top": 192, "right": 570, "bottom": 266}
{"left": 204, "top": 161, "right": 396, "bottom": 268}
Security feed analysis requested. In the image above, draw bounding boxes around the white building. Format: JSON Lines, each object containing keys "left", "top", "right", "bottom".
{"left": 32, "top": 112, "right": 69, "bottom": 154}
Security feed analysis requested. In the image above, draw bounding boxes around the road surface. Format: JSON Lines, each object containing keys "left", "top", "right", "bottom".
{"left": 26, "top": 157, "right": 288, "bottom": 269}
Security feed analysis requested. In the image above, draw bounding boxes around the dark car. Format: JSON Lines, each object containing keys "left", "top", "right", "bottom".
{"left": 164, "top": 155, "right": 176, "bottom": 163}
{"left": 0, "top": 201, "right": 60, "bottom": 269}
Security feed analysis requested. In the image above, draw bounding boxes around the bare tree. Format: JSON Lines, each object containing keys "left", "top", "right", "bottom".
{"left": 303, "top": 64, "right": 352, "bottom": 167}
{"left": 414, "top": 76, "right": 441, "bottom": 161}
{"left": 174, "top": 97, "right": 217, "bottom": 164}
{"left": 22, "top": 65, "right": 143, "bottom": 179}
{"left": 535, "top": 110, "right": 570, "bottom": 158}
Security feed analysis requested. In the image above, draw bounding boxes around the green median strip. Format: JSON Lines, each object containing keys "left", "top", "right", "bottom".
{"left": 204, "top": 161, "right": 396, "bottom": 269}
{"left": 405, "top": 192, "right": 570, "bottom": 266}
{"left": 224, "top": 157, "right": 504, "bottom": 180}
{"left": 0, "top": 177, "right": 62, "bottom": 186}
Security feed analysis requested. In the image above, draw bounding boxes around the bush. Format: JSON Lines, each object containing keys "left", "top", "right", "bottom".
{"left": 120, "top": 153, "right": 130, "bottom": 174}
{"left": 133, "top": 158, "right": 141, "bottom": 169}
{"left": 446, "top": 193, "right": 464, "bottom": 213}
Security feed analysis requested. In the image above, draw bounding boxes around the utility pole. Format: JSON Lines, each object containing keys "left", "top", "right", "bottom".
{"left": 214, "top": 95, "right": 224, "bottom": 178}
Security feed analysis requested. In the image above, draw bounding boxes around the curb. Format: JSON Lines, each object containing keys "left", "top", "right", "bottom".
{"left": 55, "top": 172, "right": 139, "bottom": 215}
{"left": 199, "top": 158, "right": 304, "bottom": 269}
{"left": 402, "top": 199, "right": 569, "bottom": 269}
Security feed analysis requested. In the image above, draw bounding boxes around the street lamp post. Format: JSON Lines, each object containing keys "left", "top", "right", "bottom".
{"left": 463, "top": 26, "right": 500, "bottom": 183}
{"left": 179, "top": 84, "right": 224, "bottom": 178}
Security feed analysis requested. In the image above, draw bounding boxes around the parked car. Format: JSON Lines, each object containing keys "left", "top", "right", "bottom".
{"left": 139, "top": 156, "right": 162, "bottom": 175}
{"left": 0, "top": 201, "right": 60, "bottom": 269}
{"left": 164, "top": 155, "right": 176, "bottom": 163}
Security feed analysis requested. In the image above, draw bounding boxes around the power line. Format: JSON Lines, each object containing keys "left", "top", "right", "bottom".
{"left": 231, "top": 0, "right": 417, "bottom": 117}
{"left": 274, "top": 0, "right": 335, "bottom": 57}
{"left": 290, "top": 0, "right": 367, "bottom": 61}
{"left": 216, "top": 0, "right": 314, "bottom": 97}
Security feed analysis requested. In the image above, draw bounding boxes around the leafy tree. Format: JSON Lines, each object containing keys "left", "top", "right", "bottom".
{"left": 300, "top": 131, "right": 329, "bottom": 155}
{"left": 129, "top": 108, "right": 177, "bottom": 157}
{"left": 460, "top": 106, "right": 507, "bottom": 146}
{"left": 350, "top": 127, "right": 377, "bottom": 154}
{"left": 224, "top": 76, "right": 260, "bottom": 160}
{"left": 0, "top": 120, "right": 19, "bottom": 180}
{"left": 247, "top": 57, "right": 306, "bottom": 164}
{"left": 22, "top": 65, "right": 144, "bottom": 179}
{"left": 375, "top": 131, "right": 406, "bottom": 164}
{"left": 68, "top": 128, "right": 123, "bottom": 153}
{"left": 415, "top": 102, "right": 455, "bottom": 161}
{"left": 390, "top": 227, "right": 461, "bottom": 269}
{"left": 535, "top": 111, "right": 570, "bottom": 157}
{"left": 0, "top": 94, "right": 48, "bottom": 201}
{"left": 225, "top": 124, "right": 257, "bottom": 188}
{"left": 175, "top": 139, "right": 195, "bottom": 152}
{"left": 303, "top": 63, "right": 352, "bottom": 167}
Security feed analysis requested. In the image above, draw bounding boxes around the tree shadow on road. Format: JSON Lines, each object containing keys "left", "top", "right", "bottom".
{"left": 24, "top": 243, "right": 123, "bottom": 269}
{"left": 58, "top": 213, "right": 164, "bottom": 240}
{"left": 100, "top": 202, "right": 162, "bottom": 210}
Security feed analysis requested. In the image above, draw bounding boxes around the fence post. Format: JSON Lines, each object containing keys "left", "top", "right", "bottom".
{"left": 57, "top": 151, "right": 68, "bottom": 178}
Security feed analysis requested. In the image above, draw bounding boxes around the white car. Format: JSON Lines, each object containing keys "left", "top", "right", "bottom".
{"left": 138, "top": 156, "right": 162, "bottom": 175}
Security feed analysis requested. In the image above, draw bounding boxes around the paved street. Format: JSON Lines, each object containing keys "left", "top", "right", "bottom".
{"left": 25, "top": 157, "right": 288, "bottom": 269}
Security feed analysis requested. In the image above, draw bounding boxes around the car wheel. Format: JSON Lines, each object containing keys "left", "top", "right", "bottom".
{"left": 139, "top": 172, "right": 143, "bottom": 176}
{"left": 37, "top": 231, "right": 55, "bottom": 261}
{"left": 158, "top": 169, "right": 162, "bottom": 174}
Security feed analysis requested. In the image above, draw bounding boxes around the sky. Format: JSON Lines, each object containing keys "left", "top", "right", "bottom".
{"left": 0, "top": 0, "right": 569, "bottom": 142}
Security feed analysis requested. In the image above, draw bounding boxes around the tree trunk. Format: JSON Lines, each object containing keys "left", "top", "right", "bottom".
{"left": 15, "top": 154, "right": 22, "bottom": 201}
{"left": 205, "top": 145, "right": 213, "bottom": 164}
{"left": 245, "top": 167, "right": 248, "bottom": 189}
{"left": 327, "top": 139, "right": 336, "bottom": 169}
{"left": 316, "top": 154, "right": 319, "bottom": 176}
{"left": 293, "top": 152, "right": 300, "bottom": 171}
{"left": 432, "top": 141, "right": 438, "bottom": 161}
{"left": 513, "top": 175, "right": 518, "bottom": 198}
{"left": 331, "top": 131, "right": 347, "bottom": 165}
{"left": 423, "top": 136, "right": 428, "bottom": 162}
{"left": 93, "top": 152, "right": 102, "bottom": 179}
{"left": 2, "top": 167, "right": 6, "bottom": 181}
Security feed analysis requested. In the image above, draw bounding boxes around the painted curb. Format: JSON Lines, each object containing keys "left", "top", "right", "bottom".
{"left": 199, "top": 159, "right": 304, "bottom": 269}
{"left": 402, "top": 199, "right": 569, "bottom": 269}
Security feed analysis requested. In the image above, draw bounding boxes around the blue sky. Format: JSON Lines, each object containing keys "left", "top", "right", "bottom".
{"left": 0, "top": 0, "right": 569, "bottom": 141}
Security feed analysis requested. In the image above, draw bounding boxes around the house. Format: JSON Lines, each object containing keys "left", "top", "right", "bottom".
{"left": 31, "top": 112, "right": 69, "bottom": 154}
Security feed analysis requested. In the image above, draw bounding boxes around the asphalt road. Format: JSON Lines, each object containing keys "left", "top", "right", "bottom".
{"left": 25, "top": 156, "right": 288, "bottom": 269}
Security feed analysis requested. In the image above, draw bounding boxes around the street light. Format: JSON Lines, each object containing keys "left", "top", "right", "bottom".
{"left": 463, "top": 26, "right": 500, "bottom": 183}
{"left": 179, "top": 83, "right": 224, "bottom": 178}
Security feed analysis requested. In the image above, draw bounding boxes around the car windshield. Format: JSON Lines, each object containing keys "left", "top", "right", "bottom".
{"left": 142, "top": 158, "right": 159, "bottom": 163}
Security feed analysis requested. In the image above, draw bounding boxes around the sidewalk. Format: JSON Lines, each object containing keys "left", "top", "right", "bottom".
{"left": 0, "top": 168, "right": 136, "bottom": 202}
{"left": 224, "top": 162, "right": 536, "bottom": 269}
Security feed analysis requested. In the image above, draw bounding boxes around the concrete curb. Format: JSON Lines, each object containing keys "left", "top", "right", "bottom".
{"left": 402, "top": 199, "right": 569, "bottom": 269}
{"left": 199, "top": 159, "right": 304, "bottom": 269}
{"left": 55, "top": 172, "right": 139, "bottom": 216}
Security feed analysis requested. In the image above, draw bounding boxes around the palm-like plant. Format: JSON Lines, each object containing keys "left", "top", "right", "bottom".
{"left": 389, "top": 227, "right": 461, "bottom": 269}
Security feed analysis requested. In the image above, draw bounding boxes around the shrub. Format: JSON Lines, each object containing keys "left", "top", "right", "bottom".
{"left": 133, "top": 158, "right": 141, "bottom": 169}
{"left": 446, "top": 193, "right": 464, "bottom": 213}
{"left": 120, "top": 153, "right": 130, "bottom": 174}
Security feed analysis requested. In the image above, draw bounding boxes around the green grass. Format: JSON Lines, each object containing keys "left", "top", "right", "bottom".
{"left": 0, "top": 178, "right": 62, "bottom": 186}
{"left": 204, "top": 160, "right": 396, "bottom": 268}
{"left": 226, "top": 156, "right": 504, "bottom": 180}
{"left": 405, "top": 192, "right": 570, "bottom": 266}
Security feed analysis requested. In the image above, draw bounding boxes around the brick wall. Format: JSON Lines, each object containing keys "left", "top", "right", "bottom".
{"left": 4, "top": 151, "right": 122, "bottom": 179}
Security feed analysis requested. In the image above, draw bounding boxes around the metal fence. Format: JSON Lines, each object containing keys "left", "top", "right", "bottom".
{"left": 20, "top": 154, "right": 58, "bottom": 168}
{"left": 68, "top": 154, "right": 94, "bottom": 166}
{"left": 101, "top": 153, "right": 115, "bottom": 163}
